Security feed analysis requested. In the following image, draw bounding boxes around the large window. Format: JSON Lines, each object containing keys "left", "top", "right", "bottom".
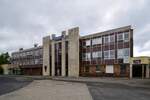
{"left": 124, "top": 32, "right": 129, "bottom": 41}
{"left": 117, "top": 33, "right": 123, "bottom": 41}
{"left": 92, "top": 51, "right": 102, "bottom": 58}
{"left": 85, "top": 40, "right": 91, "bottom": 46}
{"left": 117, "top": 32, "right": 129, "bottom": 42}
{"left": 109, "top": 50, "right": 115, "bottom": 59}
{"left": 92, "top": 37, "right": 102, "bottom": 45}
{"left": 117, "top": 48, "right": 130, "bottom": 58}
{"left": 104, "top": 36, "right": 109, "bottom": 44}
{"left": 110, "top": 35, "right": 115, "bottom": 42}
{"left": 85, "top": 52, "right": 91, "bottom": 61}
{"left": 124, "top": 48, "right": 130, "bottom": 57}
{"left": 104, "top": 51, "right": 109, "bottom": 59}
{"left": 104, "top": 50, "right": 115, "bottom": 59}
{"left": 117, "top": 49, "right": 124, "bottom": 58}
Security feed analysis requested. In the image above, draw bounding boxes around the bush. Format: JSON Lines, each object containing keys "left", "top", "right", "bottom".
{"left": 0, "top": 66, "right": 3, "bottom": 75}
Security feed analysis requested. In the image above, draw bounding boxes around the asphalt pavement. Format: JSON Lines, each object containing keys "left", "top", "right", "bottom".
{"left": 87, "top": 82, "right": 150, "bottom": 100}
{"left": 0, "top": 76, "right": 32, "bottom": 96}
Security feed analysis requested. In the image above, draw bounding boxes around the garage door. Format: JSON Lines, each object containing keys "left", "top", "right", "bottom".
{"left": 106, "top": 65, "right": 114, "bottom": 73}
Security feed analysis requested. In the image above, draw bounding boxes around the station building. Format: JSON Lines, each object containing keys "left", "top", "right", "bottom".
{"left": 11, "top": 26, "right": 135, "bottom": 77}
{"left": 130, "top": 57, "right": 150, "bottom": 79}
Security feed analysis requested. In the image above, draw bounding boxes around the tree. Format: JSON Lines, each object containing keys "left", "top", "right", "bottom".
{"left": 0, "top": 65, "right": 3, "bottom": 74}
{"left": 0, "top": 52, "right": 10, "bottom": 65}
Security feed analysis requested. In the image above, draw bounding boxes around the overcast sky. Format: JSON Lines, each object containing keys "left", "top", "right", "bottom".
{"left": 0, "top": 0, "right": 150, "bottom": 56}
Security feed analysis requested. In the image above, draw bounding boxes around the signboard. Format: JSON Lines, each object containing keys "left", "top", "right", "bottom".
{"left": 133, "top": 60, "right": 141, "bottom": 64}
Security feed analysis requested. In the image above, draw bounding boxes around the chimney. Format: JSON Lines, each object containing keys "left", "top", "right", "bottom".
{"left": 34, "top": 43, "right": 38, "bottom": 47}
{"left": 19, "top": 48, "right": 23, "bottom": 51}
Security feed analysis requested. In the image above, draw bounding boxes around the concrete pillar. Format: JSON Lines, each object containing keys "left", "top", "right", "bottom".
{"left": 68, "top": 27, "right": 79, "bottom": 77}
{"left": 61, "top": 31, "right": 66, "bottom": 76}
{"left": 146, "top": 65, "right": 150, "bottom": 78}
{"left": 129, "top": 64, "right": 132, "bottom": 79}
{"left": 42, "top": 36, "right": 50, "bottom": 76}
{"left": 51, "top": 41, "right": 55, "bottom": 76}
{"left": 142, "top": 65, "right": 144, "bottom": 79}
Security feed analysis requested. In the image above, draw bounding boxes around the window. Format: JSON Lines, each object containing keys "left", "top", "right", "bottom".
{"left": 110, "top": 35, "right": 115, "bottom": 42}
{"left": 124, "top": 32, "right": 129, "bottom": 41}
{"left": 117, "top": 33, "right": 123, "bottom": 41}
{"left": 104, "top": 36, "right": 109, "bottom": 44}
{"left": 117, "top": 48, "right": 130, "bottom": 59}
{"left": 117, "top": 49, "right": 124, "bottom": 58}
{"left": 106, "top": 65, "right": 114, "bottom": 73}
{"left": 85, "top": 53, "right": 91, "bottom": 61}
{"left": 104, "top": 51, "right": 109, "bottom": 59}
{"left": 96, "top": 65, "right": 101, "bottom": 72}
{"left": 85, "top": 40, "right": 91, "bottom": 46}
{"left": 92, "top": 37, "right": 102, "bottom": 45}
{"left": 109, "top": 50, "right": 115, "bottom": 59}
{"left": 124, "top": 48, "right": 130, "bottom": 57}
{"left": 92, "top": 51, "right": 102, "bottom": 58}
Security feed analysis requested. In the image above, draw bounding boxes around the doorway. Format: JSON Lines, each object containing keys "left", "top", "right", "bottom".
{"left": 132, "top": 64, "right": 146, "bottom": 78}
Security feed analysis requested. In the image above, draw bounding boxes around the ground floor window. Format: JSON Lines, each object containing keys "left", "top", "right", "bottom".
{"left": 96, "top": 65, "right": 101, "bottom": 72}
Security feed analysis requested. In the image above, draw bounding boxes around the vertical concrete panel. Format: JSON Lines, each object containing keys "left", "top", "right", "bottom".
{"left": 42, "top": 36, "right": 50, "bottom": 76}
{"left": 129, "top": 64, "right": 133, "bottom": 79}
{"left": 61, "top": 31, "right": 66, "bottom": 76}
{"left": 51, "top": 41, "right": 55, "bottom": 76}
{"left": 146, "top": 65, "right": 150, "bottom": 78}
{"left": 68, "top": 27, "right": 79, "bottom": 77}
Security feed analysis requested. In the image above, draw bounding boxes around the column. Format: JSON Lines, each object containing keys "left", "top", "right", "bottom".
{"left": 51, "top": 41, "right": 55, "bottom": 76}
{"left": 146, "top": 65, "right": 150, "bottom": 78}
{"left": 68, "top": 27, "right": 79, "bottom": 77}
{"left": 142, "top": 65, "right": 144, "bottom": 79}
{"left": 61, "top": 31, "right": 66, "bottom": 76}
{"left": 129, "top": 64, "right": 132, "bottom": 79}
{"left": 42, "top": 36, "right": 50, "bottom": 76}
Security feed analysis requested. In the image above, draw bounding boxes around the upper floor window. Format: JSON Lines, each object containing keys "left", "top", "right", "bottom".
{"left": 85, "top": 52, "right": 91, "bottom": 61}
{"left": 109, "top": 50, "right": 115, "bottom": 59}
{"left": 110, "top": 35, "right": 115, "bottom": 42}
{"left": 117, "top": 49, "right": 124, "bottom": 59}
{"left": 85, "top": 40, "right": 91, "bottom": 46}
{"left": 117, "top": 33, "right": 123, "bottom": 41}
{"left": 124, "top": 48, "right": 130, "bottom": 57}
{"left": 92, "top": 51, "right": 102, "bottom": 58}
{"left": 117, "top": 48, "right": 130, "bottom": 59}
{"left": 104, "top": 36, "right": 109, "bottom": 44}
{"left": 124, "top": 32, "right": 129, "bottom": 41}
{"left": 104, "top": 50, "right": 109, "bottom": 59}
{"left": 92, "top": 37, "right": 102, "bottom": 45}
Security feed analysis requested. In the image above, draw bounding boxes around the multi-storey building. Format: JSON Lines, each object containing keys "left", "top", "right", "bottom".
{"left": 11, "top": 45, "right": 43, "bottom": 75}
{"left": 11, "top": 25, "right": 133, "bottom": 77}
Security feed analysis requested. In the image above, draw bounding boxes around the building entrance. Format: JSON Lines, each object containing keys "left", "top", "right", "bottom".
{"left": 132, "top": 64, "right": 146, "bottom": 78}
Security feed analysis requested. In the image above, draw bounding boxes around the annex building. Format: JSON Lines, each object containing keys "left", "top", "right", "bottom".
{"left": 11, "top": 26, "right": 135, "bottom": 77}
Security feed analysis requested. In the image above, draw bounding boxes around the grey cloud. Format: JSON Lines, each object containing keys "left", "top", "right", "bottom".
{"left": 0, "top": 0, "right": 150, "bottom": 56}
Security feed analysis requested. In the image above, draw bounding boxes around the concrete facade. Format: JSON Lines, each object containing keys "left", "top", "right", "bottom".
{"left": 42, "top": 36, "right": 50, "bottom": 76}
{"left": 51, "top": 40, "right": 55, "bottom": 76}
{"left": 68, "top": 27, "right": 80, "bottom": 77}
{"left": 61, "top": 31, "right": 66, "bottom": 76}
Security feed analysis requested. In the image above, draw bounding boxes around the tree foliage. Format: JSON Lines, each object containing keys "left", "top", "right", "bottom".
{"left": 0, "top": 52, "right": 10, "bottom": 65}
